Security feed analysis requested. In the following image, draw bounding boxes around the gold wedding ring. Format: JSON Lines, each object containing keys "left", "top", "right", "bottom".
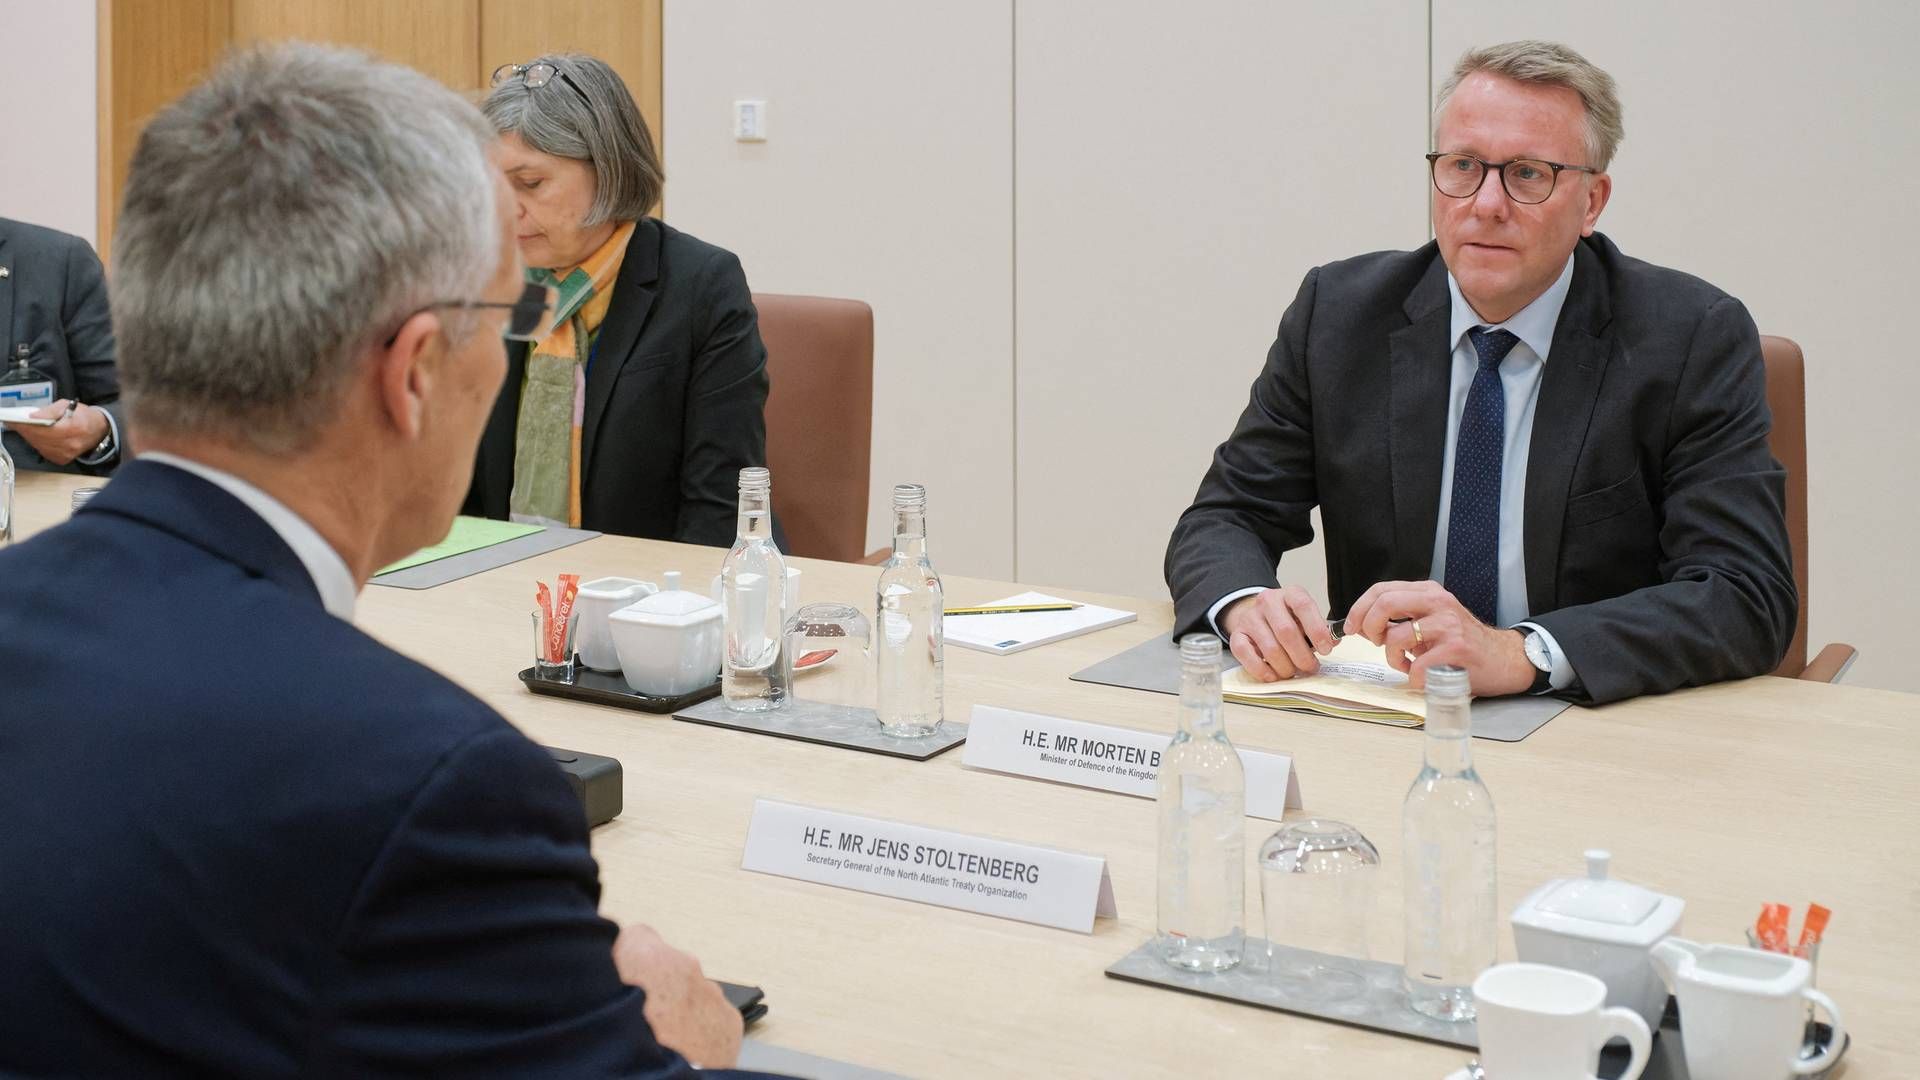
{"left": 1412, "top": 620, "right": 1425, "bottom": 647}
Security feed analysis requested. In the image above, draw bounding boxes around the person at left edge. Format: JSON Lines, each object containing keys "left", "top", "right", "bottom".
{"left": 465, "top": 53, "right": 780, "bottom": 547}
{"left": 0, "top": 216, "right": 123, "bottom": 473}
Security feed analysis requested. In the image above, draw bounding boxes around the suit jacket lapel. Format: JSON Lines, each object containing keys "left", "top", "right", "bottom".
{"left": 1387, "top": 253, "right": 1455, "bottom": 581}
{"left": 580, "top": 219, "right": 661, "bottom": 478}
{"left": 82, "top": 460, "right": 324, "bottom": 606}
{"left": 1522, "top": 239, "right": 1614, "bottom": 614}
{"left": 475, "top": 338, "right": 527, "bottom": 512}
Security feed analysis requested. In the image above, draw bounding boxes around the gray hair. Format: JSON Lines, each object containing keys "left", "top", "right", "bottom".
{"left": 114, "top": 42, "right": 500, "bottom": 454}
{"left": 1435, "top": 40, "right": 1624, "bottom": 172}
{"left": 482, "top": 53, "right": 663, "bottom": 223}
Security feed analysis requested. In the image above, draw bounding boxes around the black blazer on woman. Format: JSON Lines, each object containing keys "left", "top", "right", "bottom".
{"left": 465, "top": 219, "right": 771, "bottom": 547}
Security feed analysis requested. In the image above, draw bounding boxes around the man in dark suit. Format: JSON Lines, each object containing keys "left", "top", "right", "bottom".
{"left": 0, "top": 215, "right": 123, "bottom": 472}
{"left": 0, "top": 44, "right": 773, "bottom": 1077}
{"left": 1166, "top": 41, "right": 1794, "bottom": 705}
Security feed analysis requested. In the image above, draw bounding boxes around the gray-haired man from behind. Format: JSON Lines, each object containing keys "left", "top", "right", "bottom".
{"left": 0, "top": 43, "right": 779, "bottom": 1077}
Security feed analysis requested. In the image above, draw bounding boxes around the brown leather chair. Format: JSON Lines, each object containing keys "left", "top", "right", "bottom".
{"left": 1760, "top": 334, "right": 1856, "bottom": 682}
{"left": 755, "top": 293, "right": 880, "bottom": 563}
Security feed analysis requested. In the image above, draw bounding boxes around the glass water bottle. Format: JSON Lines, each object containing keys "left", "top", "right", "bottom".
{"left": 0, "top": 439, "right": 13, "bottom": 545}
{"left": 720, "top": 466, "right": 789, "bottom": 712}
{"left": 1156, "top": 633, "right": 1246, "bottom": 973}
{"left": 1401, "top": 665, "right": 1498, "bottom": 1021}
{"left": 874, "top": 483, "right": 943, "bottom": 736}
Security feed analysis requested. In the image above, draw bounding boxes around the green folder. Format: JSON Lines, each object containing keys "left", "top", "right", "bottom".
{"left": 377, "top": 516, "right": 545, "bottom": 576}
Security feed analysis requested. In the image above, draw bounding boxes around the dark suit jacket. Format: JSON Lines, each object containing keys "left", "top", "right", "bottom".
{"left": 0, "top": 216, "right": 121, "bottom": 474}
{"left": 466, "top": 218, "right": 777, "bottom": 548}
{"left": 1165, "top": 232, "right": 1796, "bottom": 705}
{"left": 0, "top": 461, "right": 772, "bottom": 1077}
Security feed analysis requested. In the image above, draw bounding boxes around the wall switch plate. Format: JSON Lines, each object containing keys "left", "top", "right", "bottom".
{"left": 733, "top": 99, "right": 768, "bottom": 141}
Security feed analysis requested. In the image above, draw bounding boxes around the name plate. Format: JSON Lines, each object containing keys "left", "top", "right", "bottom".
{"left": 740, "top": 798, "right": 1118, "bottom": 933}
{"left": 961, "top": 705, "right": 1303, "bottom": 819}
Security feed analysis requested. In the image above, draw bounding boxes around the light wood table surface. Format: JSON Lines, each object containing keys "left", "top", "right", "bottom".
{"left": 13, "top": 469, "right": 1917, "bottom": 1077}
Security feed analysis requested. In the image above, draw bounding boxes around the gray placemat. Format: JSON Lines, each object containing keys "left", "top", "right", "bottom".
{"left": 737, "top": 1039, "right": 908, "bottom": 1080}
{"left": 369, "top": 526, "right": 601, "bottom": 590}
{"left": 1106, "top": 937, "right": 1477, "bottom": 1050}
{"left": 673, "top": 695, "right": 967, "bottom": 761}
{"left": 1070, "top": 635, "right": 1571, "bottom": 742}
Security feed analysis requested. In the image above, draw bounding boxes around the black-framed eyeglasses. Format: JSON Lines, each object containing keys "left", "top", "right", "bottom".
{"left": 1426, "top": 152, "right": 1599, "bottom": 205}
{"left": 384, "top": 281, "right": 557, "bottom": 347}
{"left": 491, "top": 61, "right": 591, "bottom": 108}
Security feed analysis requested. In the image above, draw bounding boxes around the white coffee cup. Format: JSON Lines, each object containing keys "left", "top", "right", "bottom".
{"left": 710, "top": 565, "right": 801, "bottom": 614}
{"left": 1473, "top": 963, "right": 1651, "bottom": 1080}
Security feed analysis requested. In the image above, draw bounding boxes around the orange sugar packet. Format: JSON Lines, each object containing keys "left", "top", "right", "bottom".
{"left": 534, "top": 574, "right": 582, "bottom": 663}
{"left": 550, "top": 574, "right": 580, "bottom": 660}
{"left": 1797, "top": 903, "right": 1832, "bottom": 949}
{"left": 1756, "top": 902, "right": 1791, "bottom": 951}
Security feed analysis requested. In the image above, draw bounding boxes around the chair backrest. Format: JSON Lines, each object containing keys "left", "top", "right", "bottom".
{"left": 1760, "top": 334, "right": 1810, "bottom": 677}
{"left": 755, "top": 293, "right": 875, "bottom": 562}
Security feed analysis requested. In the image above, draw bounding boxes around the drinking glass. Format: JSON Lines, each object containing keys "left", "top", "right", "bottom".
{"left": 1259, "top": 818, "right": 1380, "bottom": 998}
{"left": 785, "top": 602, "right": 872, "bottom": 719}
{"left": 532, "top": 607, "right": 578, "bottom": 684}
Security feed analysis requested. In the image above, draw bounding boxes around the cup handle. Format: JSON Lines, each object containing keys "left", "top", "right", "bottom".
{"left": 1592, "top": 1006, "right": 1652, "bottom": 1080}
{"left": 1792, "top": 988, "right": 1845, "bottom": 1074}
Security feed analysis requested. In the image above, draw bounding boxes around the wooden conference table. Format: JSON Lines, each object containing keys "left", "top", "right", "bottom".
{"left": 13, "top": 469, "right": 1918, "bottom": 1077}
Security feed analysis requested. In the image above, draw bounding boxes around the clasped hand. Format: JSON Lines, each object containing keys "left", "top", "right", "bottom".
{"left": 1219, "top": 580, "right": 1534, "bottom": 696}
{"left": 2, "top": 400, "right": 110, "bottom": 465}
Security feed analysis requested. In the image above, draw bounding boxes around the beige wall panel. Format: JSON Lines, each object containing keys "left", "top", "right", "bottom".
{"left": 662, "top": 2, "right": 1016, "bottom": 578}
{"left": 479, "top": 0, "right": 662, "bottom": 165}
{"left": 98, "top": 0, "right": 232, "bottom": 259}
{"left": 1433, "top": 3, "right": 1920, "bottom": 691}
{"left": 231, "top": 0, "right": 480, "bottom": 90}
{"left": 0, "top": 1, "right": 96, "bottom": 245}
{"left": 1013, "top": 0, "right": 1428, "bottom": 607}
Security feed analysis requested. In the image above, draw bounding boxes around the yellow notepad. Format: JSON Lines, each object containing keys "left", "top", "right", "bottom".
{"left": 1221, "top": 635, "right": 1427, "bottom": 727}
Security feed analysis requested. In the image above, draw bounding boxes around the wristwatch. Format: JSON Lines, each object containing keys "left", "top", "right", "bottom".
{"left": 84, "top": 414, "right": 116, "bottom": 462}
{"left": 1521, "top": 629, "right": 1553, "bottom": 694}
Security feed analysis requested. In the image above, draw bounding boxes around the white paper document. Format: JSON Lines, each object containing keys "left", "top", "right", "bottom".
{"left": 962, "top": 705, "right": 1303, "bottom": 819}
{"left": 943, "top": 591, "right": 1136, "bottom": 655}
{"left": 0, "top": 406, "right": 55, "bottom": 426}
{"left": 740, "top": 798, "right": 1118, "bottom": 933}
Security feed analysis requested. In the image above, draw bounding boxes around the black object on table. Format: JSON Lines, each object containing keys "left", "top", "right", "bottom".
{"left": 520, "top": 661, "right": 723, "bottom": 713}
{"left": 544, "top": 746, "right": 623, "bottom": 828}
{"left": 718, "top": 981, "right": 768, "bottom": 1026}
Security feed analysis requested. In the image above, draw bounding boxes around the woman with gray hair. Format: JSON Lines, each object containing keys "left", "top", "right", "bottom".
{"left": 465, "top": 53, "right": 772, "bottom": 547}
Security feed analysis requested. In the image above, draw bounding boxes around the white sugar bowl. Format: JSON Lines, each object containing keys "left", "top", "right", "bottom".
{"left": 573, "top": 577, "right": 657, "bottom": 672}
{"left": 608, "top": 570, "right": 723, "bottom": 697}
{"left": 1510, "top": 850, "right": 1685, "bottom": 1034}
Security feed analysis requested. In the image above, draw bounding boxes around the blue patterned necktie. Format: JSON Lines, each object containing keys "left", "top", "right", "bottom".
{"left": 1445, "top": 327, "right": 1519, "bottom": 625}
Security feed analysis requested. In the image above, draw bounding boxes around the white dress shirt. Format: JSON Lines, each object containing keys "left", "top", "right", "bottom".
{"left": 1208, "top": 253, "right": 1581, "bottom": 691}
{"left": 140, "top": 451, "right": 358, "bottom": 621}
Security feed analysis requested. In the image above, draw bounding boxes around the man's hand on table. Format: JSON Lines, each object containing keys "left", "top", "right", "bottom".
{"left": 1342, "top": 579, "right": 1534, "bottom": 696}
{"left": 613, "top": 923, "right": 744, "bottom": 1069}
{"left": 5, "top": 400, "right": 110, "bottom": 465}
{"left": 1221, "top": 579, "right": 1535, "bottom": 696}
{"left": 1219, "top": 584, "right": 1337, "bottom": 681}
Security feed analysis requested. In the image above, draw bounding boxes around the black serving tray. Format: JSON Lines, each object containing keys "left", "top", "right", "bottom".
{"left": 518, "top": 661, "right": 721, "bottom": 714}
